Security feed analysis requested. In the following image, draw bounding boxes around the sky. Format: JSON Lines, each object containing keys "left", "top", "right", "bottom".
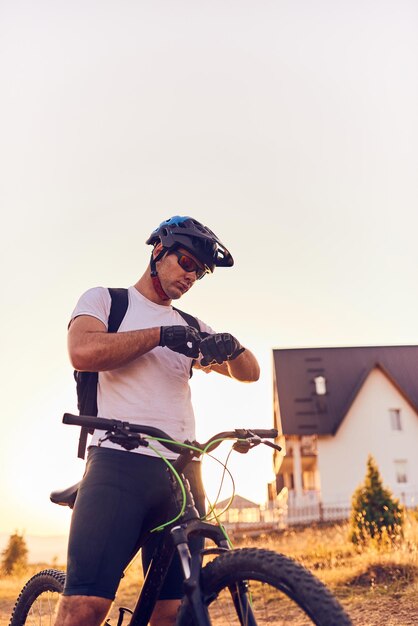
{"left": 1, "top": 0, "right": 417, "bottom": 538}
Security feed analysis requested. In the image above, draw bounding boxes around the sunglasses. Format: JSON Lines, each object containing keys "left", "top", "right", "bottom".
{"left": 170, "top": 250, "right": 207, "bottom": 280}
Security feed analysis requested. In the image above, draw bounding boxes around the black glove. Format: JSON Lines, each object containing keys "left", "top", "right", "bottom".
{"left": 199, "top": 332, "right": 245, "bottom": 366}
{"left": 159, "top": 325, "right": 201, "bottom": 358}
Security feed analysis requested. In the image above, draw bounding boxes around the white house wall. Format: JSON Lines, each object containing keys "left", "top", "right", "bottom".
{"left": 317, "top": 368, "right": 418, "bottom": 506}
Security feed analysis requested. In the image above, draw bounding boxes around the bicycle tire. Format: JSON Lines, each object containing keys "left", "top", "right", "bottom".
{"left": 9, "top": 569, "right": 65, "bottom": 626}
{"left": 175, "top": 548, "right": 352, "bottom": 626}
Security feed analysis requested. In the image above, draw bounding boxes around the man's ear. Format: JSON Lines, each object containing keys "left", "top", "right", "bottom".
{"left": 153, "top": 242, "right": 164, "bottom": 259}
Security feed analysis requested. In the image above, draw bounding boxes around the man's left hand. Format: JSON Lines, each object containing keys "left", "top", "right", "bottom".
{"left": 200, "top": 333, "right": 245, "bottom": 366}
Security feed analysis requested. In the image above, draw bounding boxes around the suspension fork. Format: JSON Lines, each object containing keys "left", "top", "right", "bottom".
{"left": 171, "top": 520, "right": 258, "bottom": 626}
{"left": 171, "top": 524, "right": 213, "bottom": 626}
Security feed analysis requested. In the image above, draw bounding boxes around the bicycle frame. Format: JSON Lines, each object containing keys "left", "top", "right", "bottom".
{"left": 60, "top": 414, "right": 277, "bottom": 626}
{"left": 127, "top": 519, "right": 226, "bottom": 626}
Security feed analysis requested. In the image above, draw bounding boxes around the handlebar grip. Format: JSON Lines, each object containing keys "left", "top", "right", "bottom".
{"left": 62, "top": 413, "right": 186, "bottom": 454}
{"left": 62, "top": 412, "right": 80, "bottom": 424}
{"left": 249, "top": 429, "right": 278, "bottom": 439}
{"left": 63, "top": 413, "right": 118, "bottom": 430}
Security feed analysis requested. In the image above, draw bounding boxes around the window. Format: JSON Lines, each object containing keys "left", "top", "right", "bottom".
{"left": 390, "top": 409, "right": 402, "bottom": 431}
{"left": 284, "top": 472, "right": 294, "bottom": 490}
{"left": 228, "top": 509, "right": 239, "bottom": 523}
{"left": 394, "top": 460, "right": 408, "bottom": 484}
{"left": 314, "top": 376, "right": 327, "bottom": 395}
{"left": 302, "top": 470, "right": 317, "bottom": 490}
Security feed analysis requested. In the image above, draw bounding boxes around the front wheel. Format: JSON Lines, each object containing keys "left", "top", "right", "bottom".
{"left": 9, "top": 569, "right": 65, "bottom": 626}
{"left": 176, "top": 548, "right": 352, "bottom": 625}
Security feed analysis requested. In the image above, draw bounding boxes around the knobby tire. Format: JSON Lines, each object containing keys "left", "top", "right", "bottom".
{"left": 9, "top": 569, "right": 65, "bottom": 626}
{"left": 175, "top": 548, "right": 352, "bottom": 626}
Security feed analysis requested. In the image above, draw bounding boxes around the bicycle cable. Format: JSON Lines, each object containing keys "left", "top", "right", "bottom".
{"left": 203, "top": 446, "right": 236, "bottom": 548}
{"left": 145, "top": 436, "right": 248, "bottom": 537}
{"left": 204, "top": 446, "right": 235, "bottom": 520}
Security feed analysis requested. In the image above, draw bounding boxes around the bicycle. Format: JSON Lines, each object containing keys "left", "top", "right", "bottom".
{"left": 9, "top": 413, "right": 353, "bottom": 625}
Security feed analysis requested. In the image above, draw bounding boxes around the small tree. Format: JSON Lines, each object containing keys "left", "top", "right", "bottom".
{"left": 350, "top": 454, "right": 404, "bottom": 547}
{"left": 1, "top": 531, "right": 28, "bottom": 575}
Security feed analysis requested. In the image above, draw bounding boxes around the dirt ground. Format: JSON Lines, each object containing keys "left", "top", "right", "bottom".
{"left": 1, "top": 550, "right": 417, "bottom": 625}
{"left": 2, "top": 591, "right": 418, "bottom": 625}
{"left": 342, "top": 595, "right": 418, "bottom": 626}
{"left": 0, "top": 598, "right": 14, "bottom": 626}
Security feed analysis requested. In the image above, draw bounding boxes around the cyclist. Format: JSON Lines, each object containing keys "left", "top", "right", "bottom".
{"left": 54, "top": 216, "right": 260, "bottom": 626}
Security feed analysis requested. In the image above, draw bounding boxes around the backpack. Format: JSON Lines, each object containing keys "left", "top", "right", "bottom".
{"left": 74, "top": 287, "right": 200, "bottom": 459}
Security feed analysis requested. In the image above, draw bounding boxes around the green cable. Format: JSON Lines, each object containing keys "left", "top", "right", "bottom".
{"left": 146, "top": 436, "right": 248, "bottom": 540}
{"left": 147, "top": 438, "right": 209, "bottom": 532}
{"left": 147, "top": 443, "right": 188, "bottom": 532}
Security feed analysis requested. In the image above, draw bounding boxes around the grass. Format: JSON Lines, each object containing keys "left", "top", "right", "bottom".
{"left": 231, "top": 511, "right": 418, "bottom": 624}
{"left": 1, "top": 512, "right": 417, "bottom": 625}
{"left": 234, "top": 510, "right": 418, "bottom": 587}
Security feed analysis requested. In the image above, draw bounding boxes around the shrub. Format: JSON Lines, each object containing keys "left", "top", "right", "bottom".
{"left": 1, "top": 531, "right": 28, "bottom": 575}
{"left": 350, "top": 454, "right": 404, "bottom": 547}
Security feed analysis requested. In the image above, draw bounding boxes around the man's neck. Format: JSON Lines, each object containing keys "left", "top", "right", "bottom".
{"left": 134, "top": 272, "right": 172, "bottom": 306}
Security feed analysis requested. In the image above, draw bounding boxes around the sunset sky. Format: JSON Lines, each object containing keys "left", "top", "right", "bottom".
{"left": 1, "top": 0, "right": 417, "bottom": 538}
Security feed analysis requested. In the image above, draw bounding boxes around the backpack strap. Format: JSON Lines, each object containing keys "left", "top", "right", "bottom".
{"left": 172, "top": 307, "right": 200, "bottom": 332}
{"left": 107, "top": 288, "right": 129, "bottom": 332}
{"left": 77, "top": 288, "right": 129, "bottom": 459}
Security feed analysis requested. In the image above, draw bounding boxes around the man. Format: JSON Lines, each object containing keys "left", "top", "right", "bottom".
{"left": 55, "top": 216, "right": 260, "bottom": 626}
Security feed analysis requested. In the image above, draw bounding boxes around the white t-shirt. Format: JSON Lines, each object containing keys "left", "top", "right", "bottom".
{"left": 70, "top": 286, "right": 214, "bottom": 457}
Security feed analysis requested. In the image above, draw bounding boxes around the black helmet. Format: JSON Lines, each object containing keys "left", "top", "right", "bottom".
{"left": 146, "top": 215, "right": 234, "bottom": 273}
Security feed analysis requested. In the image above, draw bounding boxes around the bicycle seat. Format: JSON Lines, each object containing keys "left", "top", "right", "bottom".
{"left": 50, "top": 482, "right": 80, "bottom": 509}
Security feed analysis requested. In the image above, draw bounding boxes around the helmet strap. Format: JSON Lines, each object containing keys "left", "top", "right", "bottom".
{"left": 150, "top": 249, "right": 171, "bottom": 301}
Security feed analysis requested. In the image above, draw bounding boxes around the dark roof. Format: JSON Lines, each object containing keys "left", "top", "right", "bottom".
{"left": 273, "top": 345, "right": 418, "bottom": 436}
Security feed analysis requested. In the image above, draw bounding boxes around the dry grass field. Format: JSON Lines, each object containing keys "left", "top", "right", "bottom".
{"left": 1, "top": 512, "right": 417, "bottom": 625}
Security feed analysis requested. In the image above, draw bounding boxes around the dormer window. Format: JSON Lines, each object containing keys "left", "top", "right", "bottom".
{"left": 314, "top": 376, "right": 327, "bottom": 396}
{"left": 390, "top": 409, "right": 402, "bottom": 431}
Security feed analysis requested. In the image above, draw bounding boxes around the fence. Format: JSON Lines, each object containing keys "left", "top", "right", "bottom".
{"left": 285, "top": 502, "right": 351, "bottom": 526}
{"left": 219, "top": 502, "right": 350, "bottom": 534}
{"left": 218, "top": 491, "right": 418, "bottom": 535}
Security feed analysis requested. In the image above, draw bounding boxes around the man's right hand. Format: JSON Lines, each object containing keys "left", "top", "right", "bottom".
{"left": 159, "top": 325, "right": 201, "bottom": 358}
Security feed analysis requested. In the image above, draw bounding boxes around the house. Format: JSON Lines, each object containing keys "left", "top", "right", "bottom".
{"left": 213, "top": 494, "right": 284, "bottom": 533}
{"left": 213, "top": 495, "right": 262, "bottom": 525}
{"left": 270, "top": 346, "right": 418, "bottom": 521}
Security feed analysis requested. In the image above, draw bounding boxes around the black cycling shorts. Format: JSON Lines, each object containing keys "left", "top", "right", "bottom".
{"left": 63, "top": 446, "right": 205, "bottom": 600}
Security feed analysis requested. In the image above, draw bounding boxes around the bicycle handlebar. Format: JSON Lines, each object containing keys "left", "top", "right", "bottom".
{"left": 62, "top": 413, "right": 279, "bottom": 455}
{"left": 63, "top": 413, "right": 178, "bottom": 441}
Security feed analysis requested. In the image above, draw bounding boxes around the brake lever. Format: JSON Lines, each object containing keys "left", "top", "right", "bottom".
{"left": 98, "top": 428, "right": 149, "bottom": 452}
{"left": 232, "top": 437, "right": 262, "bottom": 454}
{"left": 232, "top": 441, "right": 252, "bottom": 454}
{"left": 233, "top": 438, "right": 282, "bottom": 454}
{"left": 263, "top": 440, "right": 282, "bottom": 452}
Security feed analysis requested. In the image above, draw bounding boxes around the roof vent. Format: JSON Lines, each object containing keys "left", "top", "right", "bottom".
{"left": 314, "top": 375, "right": 327, "bottom": 396}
